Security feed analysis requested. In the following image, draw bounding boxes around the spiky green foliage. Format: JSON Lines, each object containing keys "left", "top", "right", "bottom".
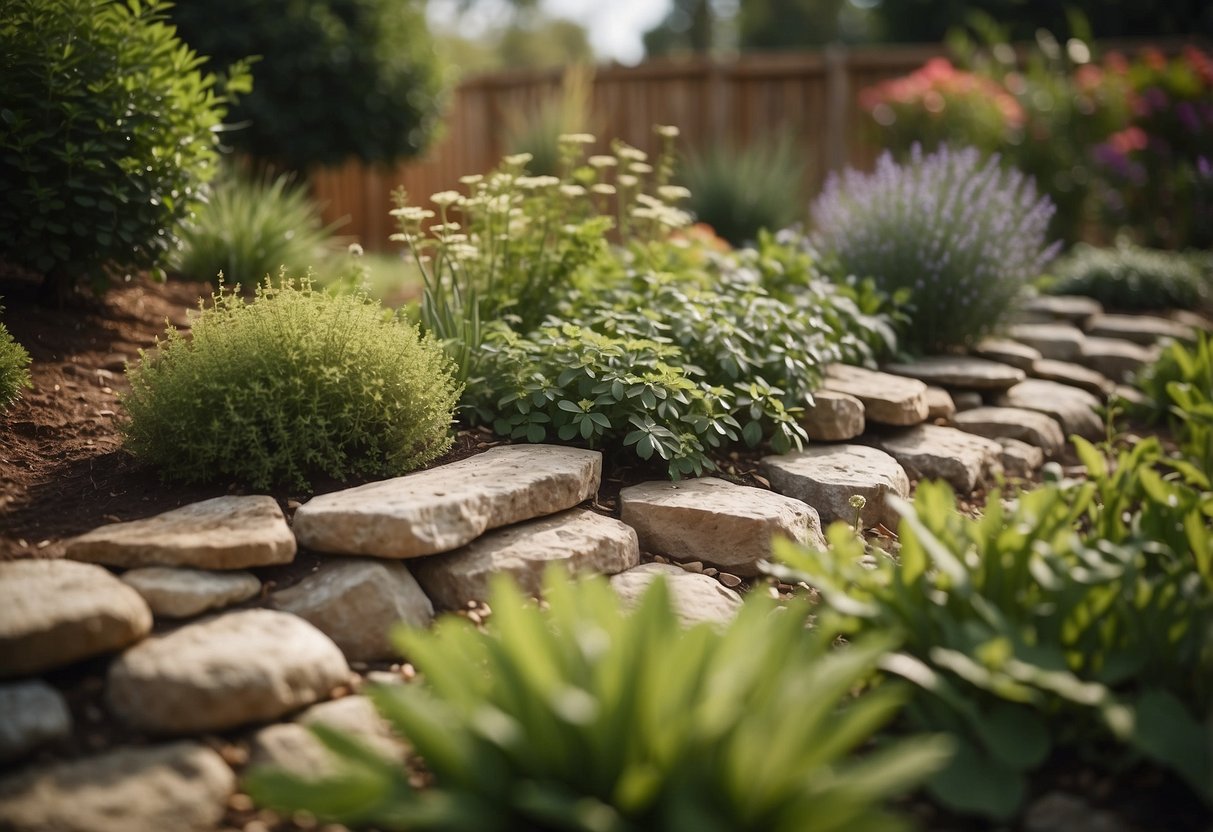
{"left": 247, "top": 570, "right": 951, "bottom": 831}
{"left": 1049, "top": 243, "right": 1212, "bottom": 313}
{"left": 0, "top": 306, "right": 32, "bottom": 411}
{"left": 122, "top": 277, "right": 458, "bottom": 491}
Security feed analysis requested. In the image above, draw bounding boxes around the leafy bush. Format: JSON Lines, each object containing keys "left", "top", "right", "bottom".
{"left": 171, "top": 0, "right": 446, "bottom": 170}
{"left": 122, "top": 277, "right": 459, "bottom": 491}
{"left": 0, "top": 0, "right": 249, "bottom": 292}
{"left": 810, "top": 145, "right": 1059, "bottom": 353}
{"left": 1130, "top": 333, "right": 1213, "bottom": 469}
{"left": 0, "top": 307, "right": 32, "bottom": 411}
{"left": 681, "top": 134, "right": 806, "bottom": 247}
{"left": 1049, "top": 243, "right": 1212, "bottom": 312}
{"left": 172, "top": 169, "right": 345, "bottom": 287}
{"left": 247, "top": 569, "right": 951, "bottom": 831}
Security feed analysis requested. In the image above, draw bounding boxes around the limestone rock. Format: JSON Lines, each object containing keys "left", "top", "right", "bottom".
{"left": 872, "top": 425, "right": 1003, "bottom": 493}
{"left": 997, "top": 379, "right": 1104, "bottom": 440}
{"left": 973, "top": 338, "right": 1043, "bottom": 372}
{"left": 1170, "top": 309, "right": 1213, "bottom": 332}
{"left": 121, "top": 567, "right": 261, "bottom": 619}
{"left": 66, "top": 495, "right": 295, "bottom": 570}
{"left": 1078, "top": 336, "right": 1157, "bottom": 382}
{"left": 620, "top": 478, "right": 824, "bottom": 577}
{"left": 883, "top": 356, "right": 1025, "bottom": 391}
{"left": 1112, "top": 384, "right": 1147, "bottom": 409}
{"left": 274, "top": 558, "right": 433, "bottom": 661}
{"left": 925, "top": 386, "right": 956, "bottom": 421}
{"left": 760, "top": 444, "right": 909, "bottom": 530}
{"left": 248, "top": 695, "right": 406, "bottom": 780}
{"left": 610, "top": 563, "right": 741, "bottom": 627}
{"left": 951, "top": 406, "right": 1066, "bottom": 457}
{"left": 0, "top": 742, "right": 233, "bottom": 832}
{"left": 410, "top": 509, "right": 638, "bottom": 608}
{"left": 0, "top": 559, "right": 152, "bottom": 679}
{"left": 952, "top": 391, "right": 984, "bottom": 412}
{"left": 822, "top": 364, "right": 929, "bottom": 426}
{"left": 1030, "top": 359, "right": 1113, "bottom": 398}
{"left": 294, "top": 445, "right": 602, "bottom": 558}
{"left": 0, "top": 680, "right": 72, "bottom": 762}
{"left": 1085, "top": 313, "right": 1195, "bottom": 345}
{"left": 1008, "top": 323, "right": 1086, "bottom": 362}
{"left": 1020, "top": 295, "right": 1103, "bottom": 324}
{"left": 106, "top": 609, "right": 350, "bottom": 734}
{"left": 996, "top": 437, "right": 1045, "bottom": 479}
{"left": 801, "top": 390, "right": 865, "bottom": 440}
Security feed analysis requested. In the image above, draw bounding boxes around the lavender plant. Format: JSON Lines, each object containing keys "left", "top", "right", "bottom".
{"left": 811, "top": 145, "right": 1059, "bottom": 353}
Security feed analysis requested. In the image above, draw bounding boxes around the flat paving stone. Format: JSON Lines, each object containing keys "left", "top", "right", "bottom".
{"left": 293, "top": 445, "right": 601, "bottom": 558}
{"left": 1021, "top": 295, "right": 1103, "bottom": 324}
{"left": 1030, "top": 359, "right": 1114, "bottom": 398}
{"left": 883, "top": 356, "right": 1025, "bottom": 391}
{"left": 0, "top": 559, "right": 152, "bottom": 679}
{"left": 620, "top": 478, "right": 824, "bottom": 577}
{"left": 1085, "top": 313, "right": 1195, "bottom": 345}
{"left": 973, "top": 338, "right": 1043, "bottom": 372}
{"left": 121, "top": 567, "right": 261, "bottom": 619}
{"left": 801, "top": 389, "right": 865, "bottom": 441}
{"left": 760, "top": 444, "right": 909, "bottom": 531}
{"left": 66, "top": 495, "right": 296, "bottom": 570}
{"left": 410, "top": 508, "right": 639, "bottom": 609}
{"left": 871, "top": 424, "right": 1003, "bottom": 494}
{"left": 1077, "top": 336, "right": 1158, "bottom": 382}
{"left": 0, "top": 680, "right": 72, "bottom": 763}
{"left": 996, "top": 379, "right": 1104, "bottom": 440}
{"left": 1008, "top": 323, "right": 1086, "bottom": 362}
{"left": 951, "top": 406, "right": 1066, "bottom": 458}
{"left": 610, "top": 563, "right": 741, "bottom": 628}
{"left": 822, "top": 364, "right": 928, "bottom": 426}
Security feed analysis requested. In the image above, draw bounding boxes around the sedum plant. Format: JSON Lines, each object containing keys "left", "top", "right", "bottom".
{"left": 0, "top": 304, "right": 32, "bottom": 411}
{"left": 246, "top": 569, "right": 951, "bottom": 832}
{"left": 122, "top": 276, "right": 459, "bottom": 491}
{"left": 811, "top": 145, "right": 1059, "bottom": 354}
{"left": 1049, "top": 243, "right": 1212, "bottom": 313}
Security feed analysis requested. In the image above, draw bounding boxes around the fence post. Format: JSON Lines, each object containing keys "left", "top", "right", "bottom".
{"left": 824, "top": 43, "right": 848, "bottom": 175}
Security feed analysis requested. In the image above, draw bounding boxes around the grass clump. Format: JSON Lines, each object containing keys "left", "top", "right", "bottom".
{"left": 1048, "top": 243, "right": 1212, "bottom": 313}
{"left": 122, "top": 276, "right": 459, "bottom": 491}
{"left": 811, "top": 145, "right": 1059, "bottom": 353}
{"left": 0, "top": 305, "right": 32, "bottom": 411}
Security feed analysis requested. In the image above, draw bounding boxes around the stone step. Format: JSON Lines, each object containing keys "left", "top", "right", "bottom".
{"left": 1007, "top": 323, "right": 1086, "bottom": 362}
{"left": 951, "top": 406, "right": 1066, "bottom": 458}
{"left": 973, "top": 337, "right": 1042, "bottom": 372}
{"left": 760, "top": 444, "right": 910, "bottom": 531}
{"left": 870, "top": 424, "right": 1003, "bottom": 494}
{"left": 883, "top": 356, "right": 1025, "bottom": 391}
{"left": 410, "top": 508, "right": 638, "bottom": 609}
{"left": 925, "top": 386, "right": 956, "bottom": 420}
{"left": 821, "top": 363, "right": 928, "bottom": 426}
{"left": 1077, "top": 336, "right": 1158, "bottom": 383}
{"left": 121, "top": 567, "right": 261, "bottom": 619}
{"left": 801, "top": 389, "right": 864, "bottom": 441}
{"left": 66, "top": 495, "right": 296, "bottom": 570}
{"left": 619, "top": 477, "right": 824, "bottom": 577}
{"left": 1029, "top": 358, "right": 1114, "bottom": 398}
{"left": 610, "top": 563, "right": 741, "bottom": 627}
{"left": 996, "top": 379, "right": 1104, "bottom": 440}
{"left": 1021, "top": 294, "right": 1103, "bottom": 325}
{"left": 1085, "top": 313, "right": 1195, "bottom": 345}
{"left": 293, "top": 445, "right": 602, "bottom": 559}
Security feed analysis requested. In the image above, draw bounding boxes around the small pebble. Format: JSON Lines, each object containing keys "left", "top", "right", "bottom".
{"left": 681, "top": 561, "right": 704, "bottom": 574}
{"left": 227, "top": 793, "right": 255, "bottom": 812}
{"left": 719, "top": 573, "right": 742, "bottom": 588}
{"left": 703, "top": 567, "right": 718, "bottom": 577}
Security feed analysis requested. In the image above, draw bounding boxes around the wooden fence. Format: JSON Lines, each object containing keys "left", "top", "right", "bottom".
{"left": 309, "top": 44, "right": 949, "bottom": 251}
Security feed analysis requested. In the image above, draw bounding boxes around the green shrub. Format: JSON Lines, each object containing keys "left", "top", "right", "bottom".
{"left": 682, "top": 134, "right": 806, "bottom": 247}
{"left": 247, "top": 569, "right": 951, "bottom": 831}
{"left": 1049, "top": 243, "right": 1213, "bottom": 313}
{"left": 171, "top": 0, "right": 445, "bottom": 171}
{"left": 0, "top": 0, "right": 249, "bottom": 292}
{"left": 122, "top": 277, "right": 459, "bottom": 491}
{"left": 172, "top": 169, "right": 345, "bottom": 287}
{"left": 1130, "top": 333, "right": 1213, "bottom": 469}
{"left": 810, "top": 145, "right": 1059, "bottom": 353}
{"left": 0, "top": 306, "right": 32, "bottom": 411}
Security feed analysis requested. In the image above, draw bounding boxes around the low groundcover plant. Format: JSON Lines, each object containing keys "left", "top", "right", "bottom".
{"left": 0, "top": 304, "right": 32, "bottom": 411}
{"left": 122, "top": 276, "right": 459, "bottom": 491}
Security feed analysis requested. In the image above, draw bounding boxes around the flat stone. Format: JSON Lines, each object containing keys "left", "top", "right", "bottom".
{"left": 121, "top": 567, "right": 261, "bottom": 619}
{"left": 273, "top": 559, "right": 433, "bottom": 661}
{"left": 106, "top": 609, "right": 350, "bottom": 734}
{"left": 609, "top": 563, "right": 741, "bottom": 627}
{"left": 1008, "top": 323, "right": 1086, "bottom": 362}
{"left": 996, "top": 437, "right": 1045, "bottom": 478}
{"left": 0, "top": 742, "right": 233, "bottom": 832}
{"left": 66, "top": 495, "right": 295, "bottom": 570}
{"left": 871, "top": 425, "right": 1002, "bottom": 493}
{"left": 1030, "top": 359, "right": 1114, "bottom": 398}
{"left": 973, "top": 337, "right": 1043, "bottom": 372}
{"left": 951, "top": 406, "right": 1066, "bottom": 458}
{"left": 1112, "top": 384, "right": 1147, "bottom": 408}
{"left": 294, "top": 445, "right": 602, "bottom": 558}
{"left": 1021, "top": 294, "right": 1103, "bottom": 324}
{"left": 619, "top": 478, "right": 824, "bottom": 577}
{"left": 1170, "top": 309, "right": 1213, "bottom": 332}
{"left": 883, "top": 356, "right": 1025, "bottom": 391}
{"left": 1077, "top": 336, "right": 1158, "bottom": 382}
{"left": 0, "top": 680, "right": 72, "bottom": 762}
{"left": 801, "top": 389, "right": 864, "bottom": 440}
{"left": 0, "top": 559, "right": 152, "bottom": 679}
{"left": 925, "top": 386, "right": 956, "bottom": 420}
{"left": 760, "top": 444, "right": 910, "bottom": 531}
{"left": 248, "top": 695, "right": 406, "bottom": 780}
{"left": 952, "top": 391, "right": 984, "bottom": 411}
{"left": 996, "top": 379, "right": 1104, "bottom": 440}
{"left": 1085, "top": 313, "right": 1195, "bottom": 345}
{"left": 410, "top": 509, "right": 638, "bottom": 608}
{"left": 822, "top": 364, "right": 928, "bottom": 426}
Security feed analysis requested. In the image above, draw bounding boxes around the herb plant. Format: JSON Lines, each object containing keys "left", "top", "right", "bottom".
{"left": 811, "top": 145, "right": 1059, "bottom": 353}
{"left": 122, "top": 277, "right": 459, "bottom": 491}
{"left": 247, "top": 569, "right": 951, "bottom": 832}
{"left": 0, "top": 306, "right": 32, "bottom": 411}
{"left": 1049, "top": 243, "right": 1212, "bottom": 313}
